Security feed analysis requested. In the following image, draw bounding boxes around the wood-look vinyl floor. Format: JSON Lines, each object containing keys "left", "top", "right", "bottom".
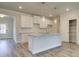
{"left": 0, "top": 39, "right": 79, "bottom": 57}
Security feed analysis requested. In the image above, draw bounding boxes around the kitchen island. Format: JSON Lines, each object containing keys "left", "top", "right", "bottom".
{"left": 28, "top": 34, "right": 61, "bottom": 54}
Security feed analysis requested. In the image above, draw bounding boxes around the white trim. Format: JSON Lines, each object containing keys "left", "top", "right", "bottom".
{"left": 13, "top": 16, "right": 17, "bottom": 43}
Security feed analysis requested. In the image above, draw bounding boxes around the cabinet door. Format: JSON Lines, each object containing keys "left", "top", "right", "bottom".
{"left": 21, "top": 15, "right": 33, "bottom": 28}
{"left": 47, "top": 19, "right": 52, "bottom": 25}
{"left": 40, "top": 17, "right": 47, "bottom": 28}
{"left": 33, "top": 16, "right": 40, "bottom": 24}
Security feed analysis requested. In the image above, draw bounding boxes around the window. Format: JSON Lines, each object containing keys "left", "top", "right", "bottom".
{"left": 0, "top": 24, "right": 7, "bottom": 34}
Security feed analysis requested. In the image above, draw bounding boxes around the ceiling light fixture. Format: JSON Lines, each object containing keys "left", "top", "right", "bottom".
{"left": 66, "top": 8, "right": 70, "bottom": 11}
{"left": 41, "top": 2, "right": 46, "bottom": 22}
{"left": 18, "top": 6, "right": 22, "bottom": 9}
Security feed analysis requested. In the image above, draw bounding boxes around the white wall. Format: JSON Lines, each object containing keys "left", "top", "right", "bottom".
{"left": 60, "top": 9, "right": 79, "bottom": 44}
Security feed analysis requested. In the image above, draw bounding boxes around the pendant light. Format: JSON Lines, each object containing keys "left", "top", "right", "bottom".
{"left": 41, "top": 2, "right": 46, "bottom": 22}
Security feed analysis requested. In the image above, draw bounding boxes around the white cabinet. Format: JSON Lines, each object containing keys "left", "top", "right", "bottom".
{"left": 39, "top": 17, "right": 52, "bottom": 28}
{"left": 33, "top": 16, "right": 40, "bottom": 24}
{"left": 40, "top": 17, "right": 48, "bottom": 28}
{"left": 21, "top": 15, "right": 33, "bottom": 28}
{"left": 47, "top": 19, "right": 53, "bottom": 25}
{"left": 20, "top": 14, "right": 52, "bottom": 28}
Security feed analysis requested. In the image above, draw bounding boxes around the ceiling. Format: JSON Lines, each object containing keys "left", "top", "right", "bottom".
{"left": 0, "top": 2, "right": 79, "bottom": 17}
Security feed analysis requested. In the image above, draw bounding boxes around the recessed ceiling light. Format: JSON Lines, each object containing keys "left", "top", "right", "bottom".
{"left": 49, "top": 14, "right": 53, "bottom": 17}
{"left": 66, "top": 8, "right": 70, "bottom": 11}
{"left": 18, "top": 6, "right": 22, "bottom": 9}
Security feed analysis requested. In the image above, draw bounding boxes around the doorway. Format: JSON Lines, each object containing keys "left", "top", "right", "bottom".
{"left": 69, "top": 19, "right": 77, "bottom": 43}
{"left": 0, "top": 15, "right": 16, "bottom": 40}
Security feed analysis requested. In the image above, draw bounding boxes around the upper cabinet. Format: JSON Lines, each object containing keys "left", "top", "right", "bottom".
{"left": 39, "top": 17, "right": 53, "bottom": 28}
{"left": 20, "top": 14, "right": 52, "bottom": 28}
{"left": 40, "top": 17, "right": 48, "bottom": 28}
{"left": 47, "top": 19, "right": 53, "bottom": 25}
{"left": 21, "top": 15, "right": 33, "bottom": 28}
{"left": 33, "top": 16, "right": 40, "bottom": 24}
